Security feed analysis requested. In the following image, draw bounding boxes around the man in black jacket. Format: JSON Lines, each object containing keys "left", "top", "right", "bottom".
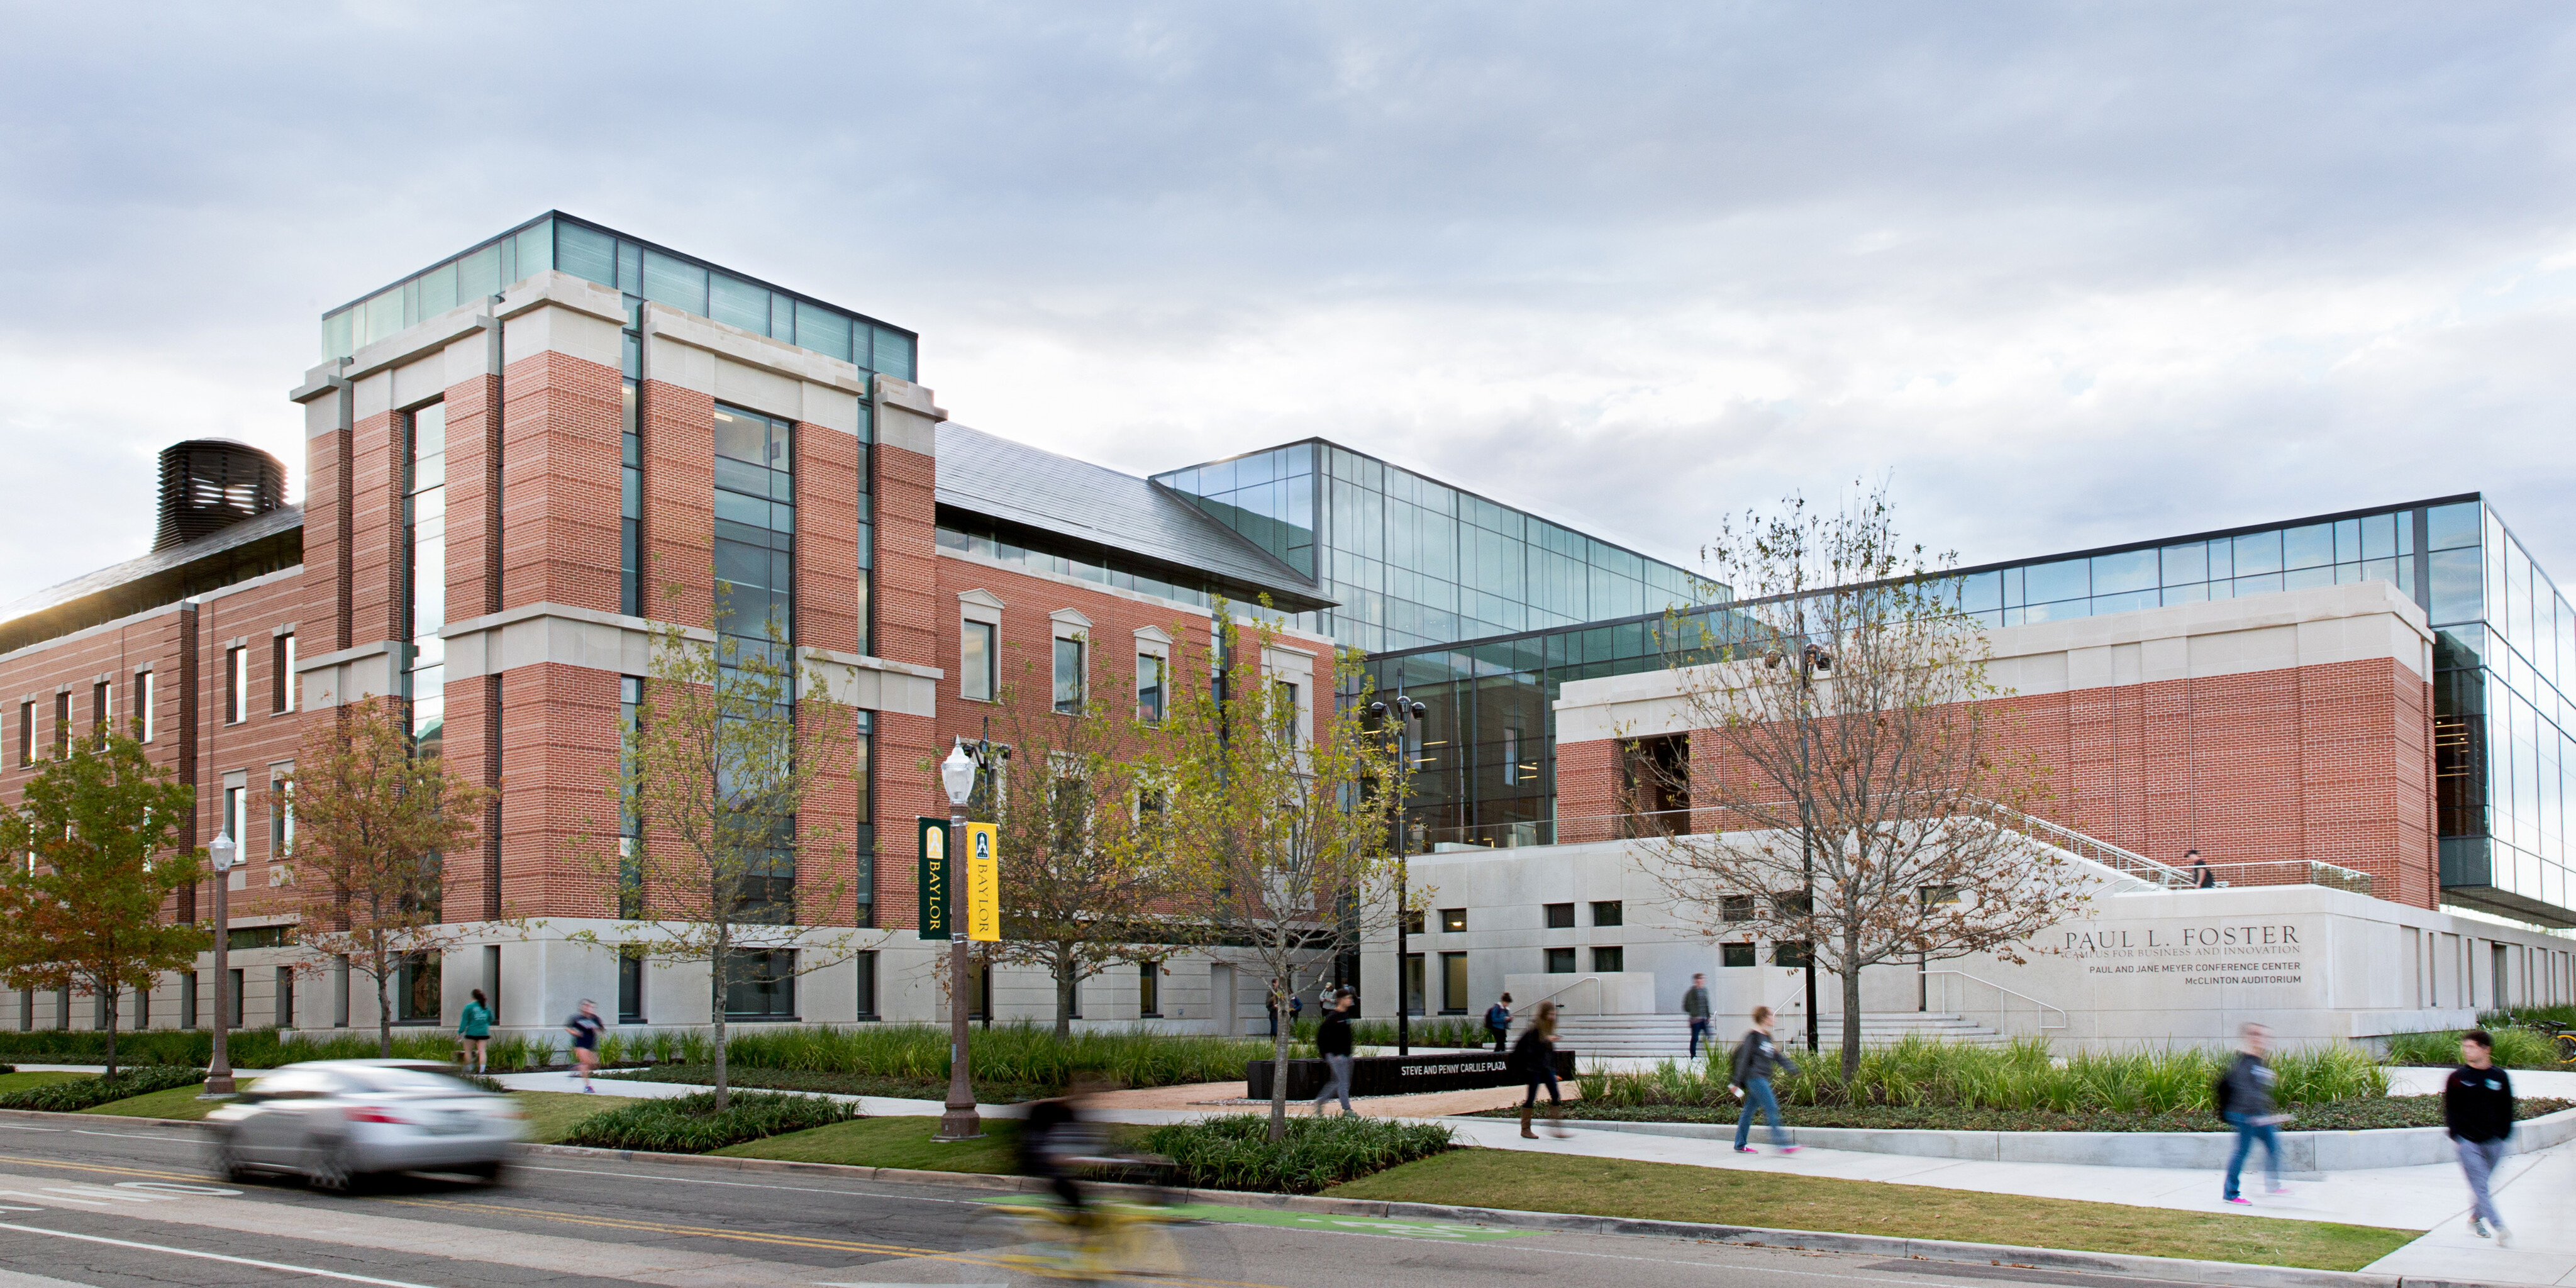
{"left": 2446, "top": 1030, "right": 2514, "bottom": 1245}
{"left": 2218, "top": 1021, "right": 2286, "bottom": 1204}
{"left": 1727, "top": 1006, "right": 1800, "bottom": 1154}
{"left": 1310, "top": 994, "right": 1357, "bottom": 1117}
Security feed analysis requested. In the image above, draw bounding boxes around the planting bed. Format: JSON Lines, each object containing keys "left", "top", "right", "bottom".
{"left": 597, "top": 1063, "right": 1052, "bottom": 1103}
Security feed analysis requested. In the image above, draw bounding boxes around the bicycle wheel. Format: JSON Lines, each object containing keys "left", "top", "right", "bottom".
{"left": 945, "top": 1201, "right": 1089, "bottom": 1283}
{"left": 2555, "top": 1033, "right": 2576, "bottom": 1065}
{"left": 1093, "top": 1202, "right": 1188, "bottom": 1277}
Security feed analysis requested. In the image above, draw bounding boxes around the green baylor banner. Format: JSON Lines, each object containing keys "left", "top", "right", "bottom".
{"left": 916, "top": 816, "right": 952, "bottom": 940}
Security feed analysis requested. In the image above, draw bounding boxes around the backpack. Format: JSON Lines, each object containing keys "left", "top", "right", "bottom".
{"left": 1485, "top": 1004, "right": 1509, "bottom": 1031}
{"left": 2212, "top": 1064, "right": 2233, "bottom": 1116}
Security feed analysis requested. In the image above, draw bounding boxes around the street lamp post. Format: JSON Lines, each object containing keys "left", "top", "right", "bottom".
{"left": 1370, "top": 694, "right": 1426, "bottom": 1058}
{"left": 934, "top": 743, "right": 982, "bottom": 1141}
{"left": 204, "top": 827, "right": 238, "bottom": 1097}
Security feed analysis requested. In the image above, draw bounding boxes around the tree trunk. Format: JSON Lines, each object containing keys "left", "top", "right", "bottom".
{"left": 1267, "top": 972, "right": 1289, "bottom": 1142}
{"left": 375, "top": 946, "right": 396, "bottom": 1059}
{"left": 1840, "top": 933, "right": 1865, "bottom": 1083}
{"left": 102, "top": 986, "right": 118, "bottom": 1081}
{"left": 709, "top": 948, "right": 729, "bottom": 1113}
{"left": 1053, "top": 950, "right": 1075, "bottom": 1041}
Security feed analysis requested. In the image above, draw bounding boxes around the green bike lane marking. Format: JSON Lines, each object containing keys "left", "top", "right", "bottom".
{"left": 1160, "top": 1203, "right": 1536, "bottom": 1241}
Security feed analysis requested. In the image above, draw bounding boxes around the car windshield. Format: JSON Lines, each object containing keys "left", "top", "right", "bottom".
{"left": 339, "top": 1067, "right": 481, "bottom": 1096}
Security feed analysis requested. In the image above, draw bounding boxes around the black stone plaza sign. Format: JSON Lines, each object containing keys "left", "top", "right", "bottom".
{"left": 1245, "top": 1050, "right": 1579, "bottom": 1100}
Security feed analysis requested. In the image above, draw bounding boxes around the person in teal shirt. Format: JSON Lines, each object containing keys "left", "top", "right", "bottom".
{"left": 459, "top": 988, "right": 494, "bottom": 1074}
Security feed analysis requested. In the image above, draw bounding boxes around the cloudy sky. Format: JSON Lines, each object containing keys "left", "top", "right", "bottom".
{"left": 4, "top": 3, "right": 2573, "bottom": 606}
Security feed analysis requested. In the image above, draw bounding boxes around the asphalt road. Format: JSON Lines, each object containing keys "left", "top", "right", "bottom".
{"left": 0, "top": 1119, "right": 2196, "bottom": 1288}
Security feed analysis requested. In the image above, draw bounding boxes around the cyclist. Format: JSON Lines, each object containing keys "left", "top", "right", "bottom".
{"left": 1020, "top": 1070, "right": 1110, "bottom": 1220}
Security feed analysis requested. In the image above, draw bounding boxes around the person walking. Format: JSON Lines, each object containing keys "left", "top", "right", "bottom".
{"left": 1266, "top": 989, "right": 1279, "bottom": 1037}
{"left": 1310, "top": 994, "right": 1357, "bottom": 1117}
{"left": 1682, "top": 974, "right": 1713, "bottom": 1058}
{"left": 1728, "top": 1005, "right": 1799, "bottom": 1154}
{"left": 1485, "top": 992, "right": 1514, "bottom": 1053}
{"left": 2217, "top": 1021, "right": 2288, "bottom": 1203}
{"left": 2446, "top": 1029, "right": 2515, "bottom": 1245}
{"left": 1513, "top": 1000, "right": 1567, "bottom": 1138}
{"left": 1288, "top": 992, "right": 1304, "bottom": 1030}
{"left": 564, "top": 999, "right": 605, "bottom": 1094}
{"left": 2188, "top": 848, "right": 2214, "bottom": 889}
{"left": 458, "top": 989, "right": 494, "bottom": 1074}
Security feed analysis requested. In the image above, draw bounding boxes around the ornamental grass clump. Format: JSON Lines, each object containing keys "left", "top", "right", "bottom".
{"left": 0, "top": 1065, "right": 205, "bottom": 1112}
{"left": 718, "top": 1023, "right": 1294, "bottom": 1091}
{"left": 557, "top": 1090, "right": 858, "bottom": 1153}
{"left": 1136, "top": 1114, "right": 1453, "bottom": 1194}
{"left": 1586, "top": 1035, "right": 2387, "bottom": 1116}
{"left": 2388, "top": 1027, "right": 2561, "bottom": 1070}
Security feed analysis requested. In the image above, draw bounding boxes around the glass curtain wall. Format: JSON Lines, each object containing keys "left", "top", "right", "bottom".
{"left": 713, "top": 404, "right": 797, "bottom": 922}
{"left": 1154, "top": 441, "right": 1705, "bottom": 653}
{"left": 404, "top": 402, "right": 447, "bottom": 761}
{"left": 1365, "top": 493, "right": 2576, "bottom": 926}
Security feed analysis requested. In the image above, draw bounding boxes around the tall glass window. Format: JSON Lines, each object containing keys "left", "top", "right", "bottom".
{"left": 618, "top": 675, "right": 644, "bottom": 919}
{"left": 853, "top": 711, "right": 874, "bottom": 928}
{"left": 405, "top": 402, "right": 447, "bottom": 760}
{"left": 1053, "top": 636, "right": 1085, "bottom": 714}
{"left": 711, "top": 404, "right": 795, "bottom": 921}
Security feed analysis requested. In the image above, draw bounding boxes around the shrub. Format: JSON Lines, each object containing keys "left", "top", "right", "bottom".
{"left": 718, "top": 1023, "right": 1296, "bottom": 1091}
{"left": 1585, "top": 1035, "right": 2387, "bottom": 1115}
{"left": 2482, "top": 1005, "right": 2576, "bottom": 1029}
{"left": 600, "top": 1063, "right": 1053, "bottom": 1103}
{"left": 1136, "top": 1114, "right": 1453, "bottom": 1194}
{"left": 0, "top": 1065, "right": 205, "bottom": 1112}
{"left": 2389, "top": 1028, "right": 2563, "bottom": 1070}
{"left": 557, "top": 1091, "right": 860, "bottom": 1153}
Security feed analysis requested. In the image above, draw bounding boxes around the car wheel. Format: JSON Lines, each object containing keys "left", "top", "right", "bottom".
{"left": 208, "top": 1137, "right": 255, "bottom": 1184}
{"left": 305, "top": 1137, "right": 364, "bottom": 1194}
{"left": 462, "top": 1159, "right": 509, "bottom": 1186}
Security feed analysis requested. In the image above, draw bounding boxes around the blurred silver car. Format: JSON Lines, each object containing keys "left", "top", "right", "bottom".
{"left": 205, "top": 1060, "right": 524, "bottom": 1191}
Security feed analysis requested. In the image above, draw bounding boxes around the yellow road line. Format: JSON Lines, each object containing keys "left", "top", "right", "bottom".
{"left": 0, "top": 1153, "right": 203, "bottom": 1184}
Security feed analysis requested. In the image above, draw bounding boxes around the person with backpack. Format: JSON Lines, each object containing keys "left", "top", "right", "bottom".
{"left": 2446, "top": 1029, "right": 2515, "bottom": 1245}
{"left": 1485, "top": 993, "right": 1513, "bottom": 1053}
{"left": 458, "top": 989, "right": 494, "bottom": 1074}
{"left": 1682, "top": 974, "right": 1713, "bottom": 1058}
{"left": 1728, "top": 1005, "right": 1799, "bottom": 1154}
{"left": 2216, "top": 1021, "right": 2288, "bottom": 1203}
{"left": 1513, "top": 1000, "right": 1567, "bottom": 1138}
{"left": 1310, "top": 994, "right": 1357, "bottom": 1117}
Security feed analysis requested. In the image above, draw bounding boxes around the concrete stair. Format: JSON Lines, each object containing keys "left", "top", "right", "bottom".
{"left": 1808, "top": 1013, "right": 2013, "bottom": 1047}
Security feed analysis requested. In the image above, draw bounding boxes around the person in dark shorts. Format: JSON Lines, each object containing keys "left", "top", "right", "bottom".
{"left": 564, "top": 999, "right": 604, "bottom": 1093}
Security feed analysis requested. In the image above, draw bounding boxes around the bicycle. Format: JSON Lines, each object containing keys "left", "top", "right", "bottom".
{"left": 2492, "top": 1013, "right": 2576, "bottom": 1065}
{"left": 958, "top": 1152, "right": 1194, "bottom": 1281}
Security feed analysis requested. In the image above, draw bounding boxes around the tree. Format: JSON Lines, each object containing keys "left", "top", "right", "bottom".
{"left": 0, "top": 731, "right": 204, "bottom": 1078}
{"left": 290, "top": 701, "right": 497, "bottom": 1058}
{"left": 574, "top": 609, "right": 878, "bottom": 1109}
{"left": 1152, "top": 606, "right": 1407, "bottom": 1140}
{"left": 1640, "top": 482, "right": 2086, "bottom": 1080}
{"left": 982, "top": 641, "right": 1182, "bottom": 1039}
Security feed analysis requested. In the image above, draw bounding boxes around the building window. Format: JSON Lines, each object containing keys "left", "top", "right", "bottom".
{"left": 1619, "top": 733, "right": 1687, "bottom": 836}
{"left": 136, "top": 671, "right": 152, "bottom": 742}
{"left": 855, "top": 952, "right": 879, "bottom": 1021}
{"left": 269, "top": 775, "right": 293, "bottom": 858}
{"left": 406, "top": 401, "right": 448, "bottom": 760}
{"left": 396, "top": 953, "right": 441, "bottom": 1023}
{"left": 621, "top": 378, "right": 643, "bottom": 619}
{"left": 275, "top": 967, "right": 296, "bottom": 1030}
{"left": 618, "top": 954, "right": 645, "bottom": 1024}
{"left": 91, "top": 680, "right": 111, "bottom": 742}
{"left": 724, "top": 948, "right": 796, "bottom": 1020}
{"left": 853, "top": 709, "right": 875, "bottom": 928}
{"left": 1440, "top": 908, "right": 1467, "bottom": 933}
{"left": 1591, "top": 947, "right": 1624, "bottom": 974}
{"left": 225, "top": 646, "right": 246, "bottom": 723}
{"left": 1136, "top": 653, "right": 1164, "bottom": 723}
{"left": 1274, "top": 680, "right": 1299, "bottom": 745}
{"left": 712, "top": 404, "right": 794, "bottom": 658}
{"left": 223, "top": 785, "right": 247, "bottom": 852}
{"left": 1772, "top": 941, "right": 1812, "bottom": 968}
{"left": 180, "top": 972, "right": 197, "bottom": 1030}
{"left": 1502, "top": 726, "right": 1522, "bottom": 786}
{"left": 1722, "top": 942, "right": 1757, "bottom": 969}
{"left": 854, "top": 415, "right": 874, "bottom": 658}
{"left": 1054, "top": 636, "right": 1085, "bottom": 714}
{"left": 53, "top": 691, "right": 69, "bottom": 755}
{"left": 1399, "top": 909, "right": 1424, "bottom": 936}
{"left": 14, "top": 701, "right": 28, "bottom": 765}
{"left": 1720, "top": 894, "right": 1755, "bottom": 923}
{"left": 1592, "top": 901, "right": 1623, "bottom": 928}
{"left": 962, "top": 619, "right": 996, "bottom": 701}
{"left": 1544, "top": 947, "right": 1577, "bottom": 974}
{"left": 134, "top": 980, "right": 148, "bottom": 1029}
{"left": 618, "top": 676, "right": 644, "bottom": 919}
{"left": 228, "top": 968, "right": 245, "bottom": 1028}
{"left": 1544, "top": 902, "right": 1575, "bottom": 930}
{"left": 1440, "top": 952, "right": 1469, "bottom": 1014}
{"left": 272, "top": 634, "right": 296, "bottom": 713}
{"left": 1138, "top": 962, "right": 1161, "bottom": 1018}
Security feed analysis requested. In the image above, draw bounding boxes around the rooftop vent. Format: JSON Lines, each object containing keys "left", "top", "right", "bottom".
{"left": 153, "top": 440, "right": 287, "bottom": 552}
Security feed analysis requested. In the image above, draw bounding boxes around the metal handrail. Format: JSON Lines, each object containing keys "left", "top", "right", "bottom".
{"left": 1980, "top": 803, "right": 2200, "bottom": 891}
{"left": 1926, "top": 969, "right": 2067, "bottom": 1033}
{"left": 1519, "top": 974, "right": 1607, "bottom": 1016}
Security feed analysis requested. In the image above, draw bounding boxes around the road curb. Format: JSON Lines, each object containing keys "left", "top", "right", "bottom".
{"left": 516, "top": 1142, "right": 2438, "bottom": 1288}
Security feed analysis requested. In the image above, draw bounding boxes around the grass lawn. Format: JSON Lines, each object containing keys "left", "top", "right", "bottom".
{"left": 0, "top": 1072, "right": 84, "bottom": 1095}
{"left": 516, "top": 1089, "right": 640, "bottom": 1143}
{"left": 716, "top": 1114, "right": 1026, "bottom": 1174}
{"left": 82, "top": 1079, "right": 225, "bottom": 1120}
{"left": 1324, "top": 1151, "right": 2416, "bottom": 1272}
